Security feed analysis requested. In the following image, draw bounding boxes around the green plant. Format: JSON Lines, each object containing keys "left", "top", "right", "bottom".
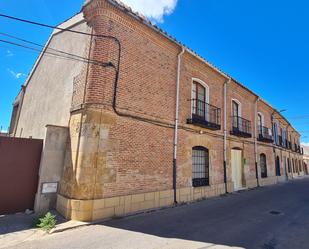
{"left": 36, "top": 212, "right": 57, "bottom": 231}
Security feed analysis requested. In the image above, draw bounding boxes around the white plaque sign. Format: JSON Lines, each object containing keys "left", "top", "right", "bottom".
{"left": 42, "top": 182, "right": 58, "bottom": 194}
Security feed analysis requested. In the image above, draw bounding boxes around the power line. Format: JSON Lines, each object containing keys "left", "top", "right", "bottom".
{"left": 0, "top": 38, "right": 114, "bottom": 68}
{"left": 0, "top": 13, "right": 119, "bottom": 43}
{"left": 0, "top": 32, "right": 114, "bottom": 68}
{"left": 0, "top": 38, "right": 94, "bottom": 65}
{"left": 0, "top": 13, "right": 121, "bottom": 111}
{"left": 0, "top": 43, "right": 99, "bottom": 65}
{"left": 0, "top": 31, "right": 109, "bottom": 67}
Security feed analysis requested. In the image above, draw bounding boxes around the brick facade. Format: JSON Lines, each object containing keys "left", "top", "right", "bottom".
{"left": 36, "top": 0, "right": 302, "bottom": 221}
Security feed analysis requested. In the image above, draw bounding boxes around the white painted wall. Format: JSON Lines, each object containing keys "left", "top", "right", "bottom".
{"left": 15, "top": 14, "right": 90, "bottom": 139}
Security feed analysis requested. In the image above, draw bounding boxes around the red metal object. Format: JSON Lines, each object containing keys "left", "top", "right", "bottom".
{"left": 0, "top": 137, "right": 43, "bottom": 214}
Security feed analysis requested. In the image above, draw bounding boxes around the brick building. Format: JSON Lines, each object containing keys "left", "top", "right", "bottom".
{"left": 10, "top": 0, "right": 304, "bottom": 221}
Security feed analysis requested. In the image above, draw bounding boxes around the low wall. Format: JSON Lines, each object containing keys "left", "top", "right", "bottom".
{"left": 259, "top": 176, "right": 278, "bottom": 186}
{"left": 57, "top": 183, "right": 232, "bottom": 221}
{"left": 34, "top": 125, "right": 69, "bottom": 214}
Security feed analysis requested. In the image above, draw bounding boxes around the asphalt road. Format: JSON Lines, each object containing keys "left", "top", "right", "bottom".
{"left": 5, "top": 177, "right": 309, "bottom": 249}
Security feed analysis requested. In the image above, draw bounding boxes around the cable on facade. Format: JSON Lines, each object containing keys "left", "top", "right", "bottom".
{"left": 0, "top": 38, "right": 114, "bottom": 67}
{"left": 0, "top": 31, "right": 112, "bottom": 67}
{"left": 1, "top": 13, "right": 306, "bottom": 138}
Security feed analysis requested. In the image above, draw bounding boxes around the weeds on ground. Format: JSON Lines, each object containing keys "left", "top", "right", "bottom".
{"left": 36, "top": 212, "right": 57, "bottom": 231}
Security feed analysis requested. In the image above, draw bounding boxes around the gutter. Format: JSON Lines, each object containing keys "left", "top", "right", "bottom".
{"left": 254, "top": 97, "right": 260, "bottom": 187}
{"left": 223, "top": 77, "right": 231, "bottom": 193}
{"left": 173, "top": 46, "right": 185, "bottom": 204}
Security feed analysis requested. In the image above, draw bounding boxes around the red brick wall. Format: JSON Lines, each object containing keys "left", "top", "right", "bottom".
{"left": 61, "top": 0, "right": 303, "bottom": 200}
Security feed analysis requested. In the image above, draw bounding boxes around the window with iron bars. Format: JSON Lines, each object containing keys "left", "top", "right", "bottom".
{"left": 192, "top": 146, "right": 209, "bottom": 187}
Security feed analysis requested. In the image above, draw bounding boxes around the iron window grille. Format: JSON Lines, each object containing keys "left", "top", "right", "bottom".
{"left": 192, "top": 146, "right": 209, "bottom": 187}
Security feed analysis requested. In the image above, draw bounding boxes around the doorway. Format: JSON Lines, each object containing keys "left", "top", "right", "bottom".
{"left": 231, "top": 149, "right": 243, "bottom": 191}
{"left": 276, "top": 156, "right": 281, "bottom": 176}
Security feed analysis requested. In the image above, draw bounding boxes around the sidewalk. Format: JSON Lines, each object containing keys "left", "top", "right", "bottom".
{"left": 0, "top": 210, "right": 68, "bottom": 248}
{"left": 0, "top": 212, "right": 39, "bottom": 248}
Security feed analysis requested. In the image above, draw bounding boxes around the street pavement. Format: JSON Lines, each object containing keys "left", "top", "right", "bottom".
{"left": 2, "top": 177, "right": 309, "bottom": 249}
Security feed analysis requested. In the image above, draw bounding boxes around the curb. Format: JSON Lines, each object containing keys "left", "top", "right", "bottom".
{"left": 49, "top": 221, "right": 90, "bottom": 234}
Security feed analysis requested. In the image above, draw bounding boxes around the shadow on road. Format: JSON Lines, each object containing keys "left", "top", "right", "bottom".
{"left": 100, "top": 177, "right": 309, "bottom": 249}
{"left": 0, "top": 210, "right": 65, "bottom": 235}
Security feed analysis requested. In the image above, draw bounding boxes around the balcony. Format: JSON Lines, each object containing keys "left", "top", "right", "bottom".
{"left": 187, "top": 99, "right": 221, "bottom": 130}
{"left": 287, "top": 141, "right": 292, "bottom": 150}
{"left": 278, "top": 135, "right": 283, "bottom": 147}
{"left": 230, "top": 116, "right": 252, "bottom": 138}
{"left": 257, "top": 126, "right": 273, "bottom": 143}
{"left": 294, "top": 144, "right": 298, "bottom": 153}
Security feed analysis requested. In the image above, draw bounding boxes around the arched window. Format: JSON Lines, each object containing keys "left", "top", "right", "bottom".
{"left": 232, "top": 99, "right": 242, "bottom": 129}
{"left": 257, "top": 112, "right": 264, "bottom": 129}
{"left": 292, "top": 159, "right": 295, "bottom": 173}
{"left": 260, "top": 153, "right": 267, "bottom": 178}
{"left": 192, "top": 146, "right": 209, "bottom": 187}
{"left": 192, "top": 79, "right": 209, "bottom": 120}
{"left": 273, "top": 122, "right": 279, "bottom": 145}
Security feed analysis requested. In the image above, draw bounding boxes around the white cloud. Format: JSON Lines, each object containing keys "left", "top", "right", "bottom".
{"left": 301, "top": 142, "right": 309, "bottom": 147}
{"left": 120, "top": 0, "right": 178, "bottom": 22}
{"left": 7, "top": 68, "right": 26, "bottom": 79}
{"left": 6, "top": 50, "right": 14, "bottom": 57}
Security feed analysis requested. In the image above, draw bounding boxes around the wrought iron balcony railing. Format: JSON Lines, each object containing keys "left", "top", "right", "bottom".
{"left": 278, "top": 135, "right": 282, "bottom": 146}
{"left": 230, "top": 116, "right": 252, "bottom": 138}
{"left": 278, "top": 135, "right": 286, "bottom": 147}
{"left": 257, "top": 126, "right": 273, "bottom": 143}
{"left": 187, "top": 99, "right": 221, "bottom": 130}
{"left": 287, "top": 141, "right": 292, "bottom": 150}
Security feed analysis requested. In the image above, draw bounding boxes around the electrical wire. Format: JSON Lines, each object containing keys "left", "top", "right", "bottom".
{"left": 0, "top": 38, "right": 114, "bottom": 68}
{"left": 1, "top": 13, "right": 305, "bottom": 141}
{"left": 0, "top": 31, "right": 111, "bottom": 67}
{"left": 0, "top": 13, "right": 119, "bottom": 42}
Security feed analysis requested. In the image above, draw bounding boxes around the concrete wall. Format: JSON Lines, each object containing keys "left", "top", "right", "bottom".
{"left": 34, "top": 125, "right": 69, "bottom": 214}
{"left": 14, "top": 14, "right": 91, "bottom": 139}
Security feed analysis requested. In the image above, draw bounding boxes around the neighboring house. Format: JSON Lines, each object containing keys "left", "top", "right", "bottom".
{"left": 9, "top": 0, "right": 304, "bottom": 221}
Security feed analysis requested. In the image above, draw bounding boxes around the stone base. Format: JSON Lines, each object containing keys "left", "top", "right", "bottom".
{"left": 56, "top": 183, "right": 230, "bottom": 221}
{"left": 260, "top": 176, "right": 278, "bottom": 186}
{"left": 245, "top": 178, "right": 259, "bottom": 189}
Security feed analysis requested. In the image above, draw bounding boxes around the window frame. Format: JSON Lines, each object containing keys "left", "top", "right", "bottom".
{"left": 260, "top": 153, "right": 267, "bottom": 178}
{"left": 192, "top": 146, "right": 210, "bottom": 187}
{"left": 231, "top": 99, "right": 242, "bottom": 118}
{"left": 191, "top": 78, "right": 210, "bottom": 119}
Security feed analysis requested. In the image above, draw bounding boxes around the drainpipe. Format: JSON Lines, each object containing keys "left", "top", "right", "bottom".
{"left": 254, "top": 97, "right": 260, "bottom": 187}
{"left": 271, "top": 112, "right": 277, "bottom": 181}
{"left": 285, "top": 124, "right": 290, "bottom": 180}
{"left": 173, "top": 46, "right": 185, "bottom": 204}
{"left": 223, "top": 77, "right": 231, "bottom": 193}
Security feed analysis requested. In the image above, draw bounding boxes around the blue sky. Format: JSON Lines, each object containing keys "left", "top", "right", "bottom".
{"left": 1, "top": 0, "right": 309, "bottom": 143}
